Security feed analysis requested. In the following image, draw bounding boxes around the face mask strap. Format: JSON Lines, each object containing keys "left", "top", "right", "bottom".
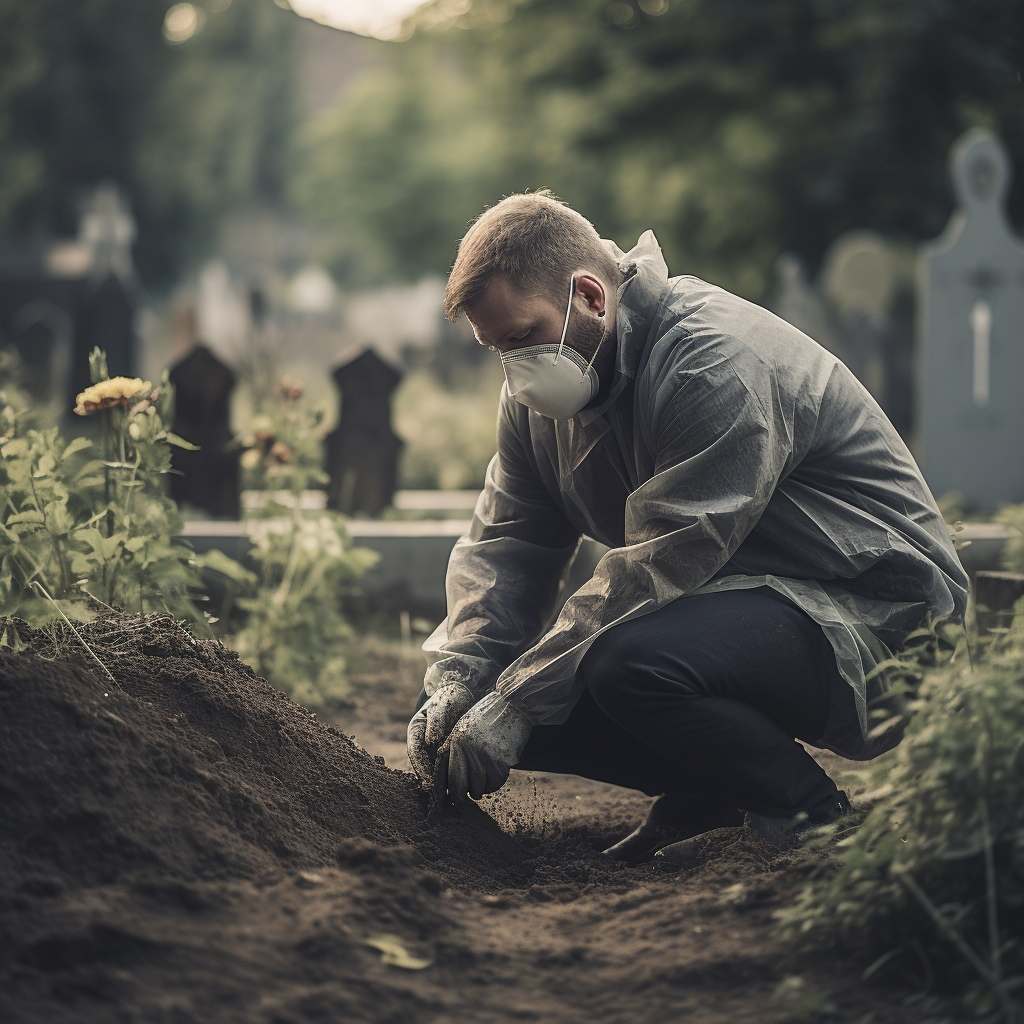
{"left": 553, "top": 276, "right": 604, "bottom": 384}
{"left": 552, "top": 275, "right": 575, "bottom": 365}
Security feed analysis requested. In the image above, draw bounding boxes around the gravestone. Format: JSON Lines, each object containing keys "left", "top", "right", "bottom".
{"left": 169, "top": 344, "right": 240, "bottom": 518}
{"left": 6, "top": 296, "right": 73, "bottom": 401}
{"left": 769, "top": 253, "right": 850, "bottom": 364}
{"left": 918, "top": 128, "right": 1024, "bottom": 510}
{"left": 325, "top": 348, "right": 403, "bottom": 516}
{"left": 73, "top": 271, "right": 136, "bottom": 394}
{"left": 821, "top": 231, "right": 894, "bottom": 403}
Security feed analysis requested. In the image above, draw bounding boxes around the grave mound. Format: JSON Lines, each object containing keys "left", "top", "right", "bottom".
{"left": 0, "top": 613, "right": 521, "bottom": 896}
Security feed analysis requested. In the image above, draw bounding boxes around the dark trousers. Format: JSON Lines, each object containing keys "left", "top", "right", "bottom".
{"left": 422, "top": 588, "right": 843, "bottom": 818}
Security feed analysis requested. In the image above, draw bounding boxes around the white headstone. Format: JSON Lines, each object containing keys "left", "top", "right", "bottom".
{"left": 917, "top": 128, "right": 1024, "bottom": 510}
{"left": 769, "top": 252, "right": 849, "bottom": 363}
{"left": 822, "top": 230, "right": 895, "bottom": 401}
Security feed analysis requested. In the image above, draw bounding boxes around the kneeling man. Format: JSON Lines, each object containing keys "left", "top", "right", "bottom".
{"left": 408, "top": 192, "right": 968, "bottom": 862}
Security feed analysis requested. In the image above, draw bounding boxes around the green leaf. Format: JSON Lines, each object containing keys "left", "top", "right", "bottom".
{"left": 867, "top": 714, "right": 905, "bottom": 740}
{"left": 194, "top": 548, "right": 258, "bottom": 588}
{"left": 363, "top": 935, "right": 431, "bottom": 970}
{"left": 164, "top": 432, "right": 199, "bottom": 451}
{"left": 0, "top": 624, "right": 26, "bottom": 653}
{"left": 1, "top": 439, "right": 28, "bottom": 459}
{"left": 5, "top": 511, "right": 44, "bottom": 526}
{"left": 74, "top": 527, "right": 125, "bottom": 562}
{"left": 88, "top": 347, "right": 109, "bottom": 384}
{"left": 60, "top": 437, "right": 93, "bottom": 461}
{"left": 43, "top": 500, "right": 74, "bottom": 536}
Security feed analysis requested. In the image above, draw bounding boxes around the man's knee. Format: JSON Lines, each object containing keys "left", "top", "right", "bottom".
{"left": 580, "top": 610, "right": 713, "bottom": 720}
{"left": 578, "top": 624, "right": 636, "bottom": 711}
{"left": 579, "top": 619, "right": 683, "bottom": 715}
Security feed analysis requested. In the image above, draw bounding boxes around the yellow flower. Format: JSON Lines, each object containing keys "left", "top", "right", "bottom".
{"left": 74, "top": 377, "right": 152, "bottom": 416}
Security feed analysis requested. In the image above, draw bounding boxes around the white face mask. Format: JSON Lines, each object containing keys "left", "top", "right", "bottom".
{"left": 500, "top": 277, "right": 600, "bottom": 420}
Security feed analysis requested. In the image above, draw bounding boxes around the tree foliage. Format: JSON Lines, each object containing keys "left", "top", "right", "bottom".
{"left": 297, "top": 0, "right": 1024, "bottom": 297}
{"left": 0, "top": 0, "right": 296, "bottom": 286}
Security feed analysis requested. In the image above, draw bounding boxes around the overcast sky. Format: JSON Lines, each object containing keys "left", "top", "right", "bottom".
{"left": 288, "top": 0, "right": 429, "bottom": 39}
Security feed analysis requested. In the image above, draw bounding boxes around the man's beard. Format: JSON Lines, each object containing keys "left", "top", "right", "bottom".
{"left": 564, "top": 303, "right": 608, "bottom": 365}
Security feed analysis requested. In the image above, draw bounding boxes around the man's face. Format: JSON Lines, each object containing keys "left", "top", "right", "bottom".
{"left": 466, "top": 274, "right": 565, "bottom": 355}
{"left": 466, "top": 274, "right": 608, "bottom": 363}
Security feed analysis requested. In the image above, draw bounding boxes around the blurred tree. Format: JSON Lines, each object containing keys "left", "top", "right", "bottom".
{"left": 0, "top": 0, "right": 296, "bottom": 287}
{"left": 297, "top": 0, "right": 1024, "bottom": 298}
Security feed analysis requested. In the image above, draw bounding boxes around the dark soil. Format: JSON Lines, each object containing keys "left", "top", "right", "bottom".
{"left": 0, "top": 614, "right": 960, "bottom": 1023}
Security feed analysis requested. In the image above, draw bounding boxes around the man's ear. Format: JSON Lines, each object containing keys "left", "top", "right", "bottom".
{"left": 573, "top": 272, "right": 607, "bottom": 316}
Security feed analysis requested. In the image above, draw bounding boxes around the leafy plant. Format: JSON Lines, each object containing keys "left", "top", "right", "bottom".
{"left": 779, "top": 618, "right": 1024, "bottom": 1020}
{"left": 237, "top": 375, "right": 327, "bottom": 496}
{"left": 393, "top": 363, "right": 503, "bottom": 491}
{"left": 228, "top": 377, "right": 378, "bottom": 708}
{"left": 995, "top": 501, "right": 1024, "bottom": 575}
{"left": 0, "top": 347, "right": 212, "bottom": 629}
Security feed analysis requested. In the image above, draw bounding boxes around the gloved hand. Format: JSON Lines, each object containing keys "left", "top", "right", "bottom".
{"left": 434, "top": 691, "right": 533, "bottom": 803}
{"left": 407, "top": 680, "right": 478, "bottom": 786}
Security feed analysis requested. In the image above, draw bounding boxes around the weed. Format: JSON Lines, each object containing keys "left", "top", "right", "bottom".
{"left": 227, "top": 378, "right": 378, "bottom": 707}
{"left": 779, "top": 616, "right": 1024, "bottom": 1020}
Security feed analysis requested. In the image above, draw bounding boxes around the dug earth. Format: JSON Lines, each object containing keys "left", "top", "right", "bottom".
{"left": 0, "top": 613, "right": 946, "bottom": 1023}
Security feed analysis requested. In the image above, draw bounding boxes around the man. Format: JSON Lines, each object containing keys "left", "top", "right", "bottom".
{"left": 407, "top": 191, "right": 968, "bottom": 863}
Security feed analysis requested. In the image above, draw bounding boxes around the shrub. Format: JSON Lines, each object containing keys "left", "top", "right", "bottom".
{"left": 995, "top": 501, "right": 1024, "bottom": 574}
{"left": 780, "top": 619, "right": 1024, "bottom": 1019}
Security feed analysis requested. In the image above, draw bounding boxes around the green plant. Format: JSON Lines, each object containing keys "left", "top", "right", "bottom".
{"left": 995, "top": 501, "right": 1024, "bottom": 574}
{"left": 237, "top": 375, "right": 328, "bottom": 496}
{"left": 230, "top": 512, "right": 376, "bottom": 709}
{"left": 393, "top": 363, "right": 503, "bottom": 491}
{"left": 0, "top": 348, "right": 213, "bottom": 629}
{"left": 779, "top": 619, "right": 1024, "bottom": 1020}
{"left": 227, "top": 377, "right": 378, "bottom": 708}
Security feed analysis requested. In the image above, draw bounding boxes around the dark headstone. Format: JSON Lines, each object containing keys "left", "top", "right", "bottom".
{"left": 72, "top": 272, "right": 135, "bottom": 396}
{"left": 326, "top": 348, "right": 403, "bottom": 516}
{"left": 0, "top": 273, "right": 137, "bottom": 413}
{"left": 974, "top": 570, "right": 1024, "bottom": 634}
{"left": 169, "top": 344, "right": 240, "bottom": 518}
{"left": 974, "top": 571, "right": 1024, "bottom": 610}
{"left": 4, "top": 295, "right": 73, "bottom": 400}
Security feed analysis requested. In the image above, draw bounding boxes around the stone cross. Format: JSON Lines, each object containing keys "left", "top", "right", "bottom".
{"left": 918, "top": 128, "right": 1024, "bottom": 510}
{"left": 325, "top": 348, "right": 403, "bottom": 516}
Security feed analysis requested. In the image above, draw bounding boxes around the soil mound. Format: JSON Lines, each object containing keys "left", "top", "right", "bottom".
{"left": 0, "top": 614, "right": 925, "bottom": 1024}
{"left": 0, "top": 613, "right": 520, "bottom": 894}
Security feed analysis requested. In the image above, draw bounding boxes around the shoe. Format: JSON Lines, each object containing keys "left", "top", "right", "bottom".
{"left": 602, "top": 794, "right": 745, "bottom": 866}
{"left": 745, "top": 790, "right": 851, "bottom": 848}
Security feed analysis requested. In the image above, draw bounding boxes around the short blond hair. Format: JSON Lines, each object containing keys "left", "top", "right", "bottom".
{"left": 444, "top": 191, "right": 620, "bottom": 321}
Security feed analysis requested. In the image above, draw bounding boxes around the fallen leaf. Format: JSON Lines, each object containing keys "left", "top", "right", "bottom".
{"left": 364, "top": 934, "right": 432, "bottom": 970}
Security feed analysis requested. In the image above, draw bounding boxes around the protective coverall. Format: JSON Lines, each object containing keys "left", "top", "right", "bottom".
{"left": 423, "top": 231, "right": 969, "bottom": 768}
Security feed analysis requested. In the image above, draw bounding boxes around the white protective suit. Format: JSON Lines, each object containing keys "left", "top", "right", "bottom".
{"left": 423, "top": 232, "right": 969, "bottom": 760}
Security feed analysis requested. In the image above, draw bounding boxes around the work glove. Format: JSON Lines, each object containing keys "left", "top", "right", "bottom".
{"left": 434, "top": 691, "right": 533, "bottom": 803}
{"left": 407, "top": 680, "right": 478, "bottom": 786}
